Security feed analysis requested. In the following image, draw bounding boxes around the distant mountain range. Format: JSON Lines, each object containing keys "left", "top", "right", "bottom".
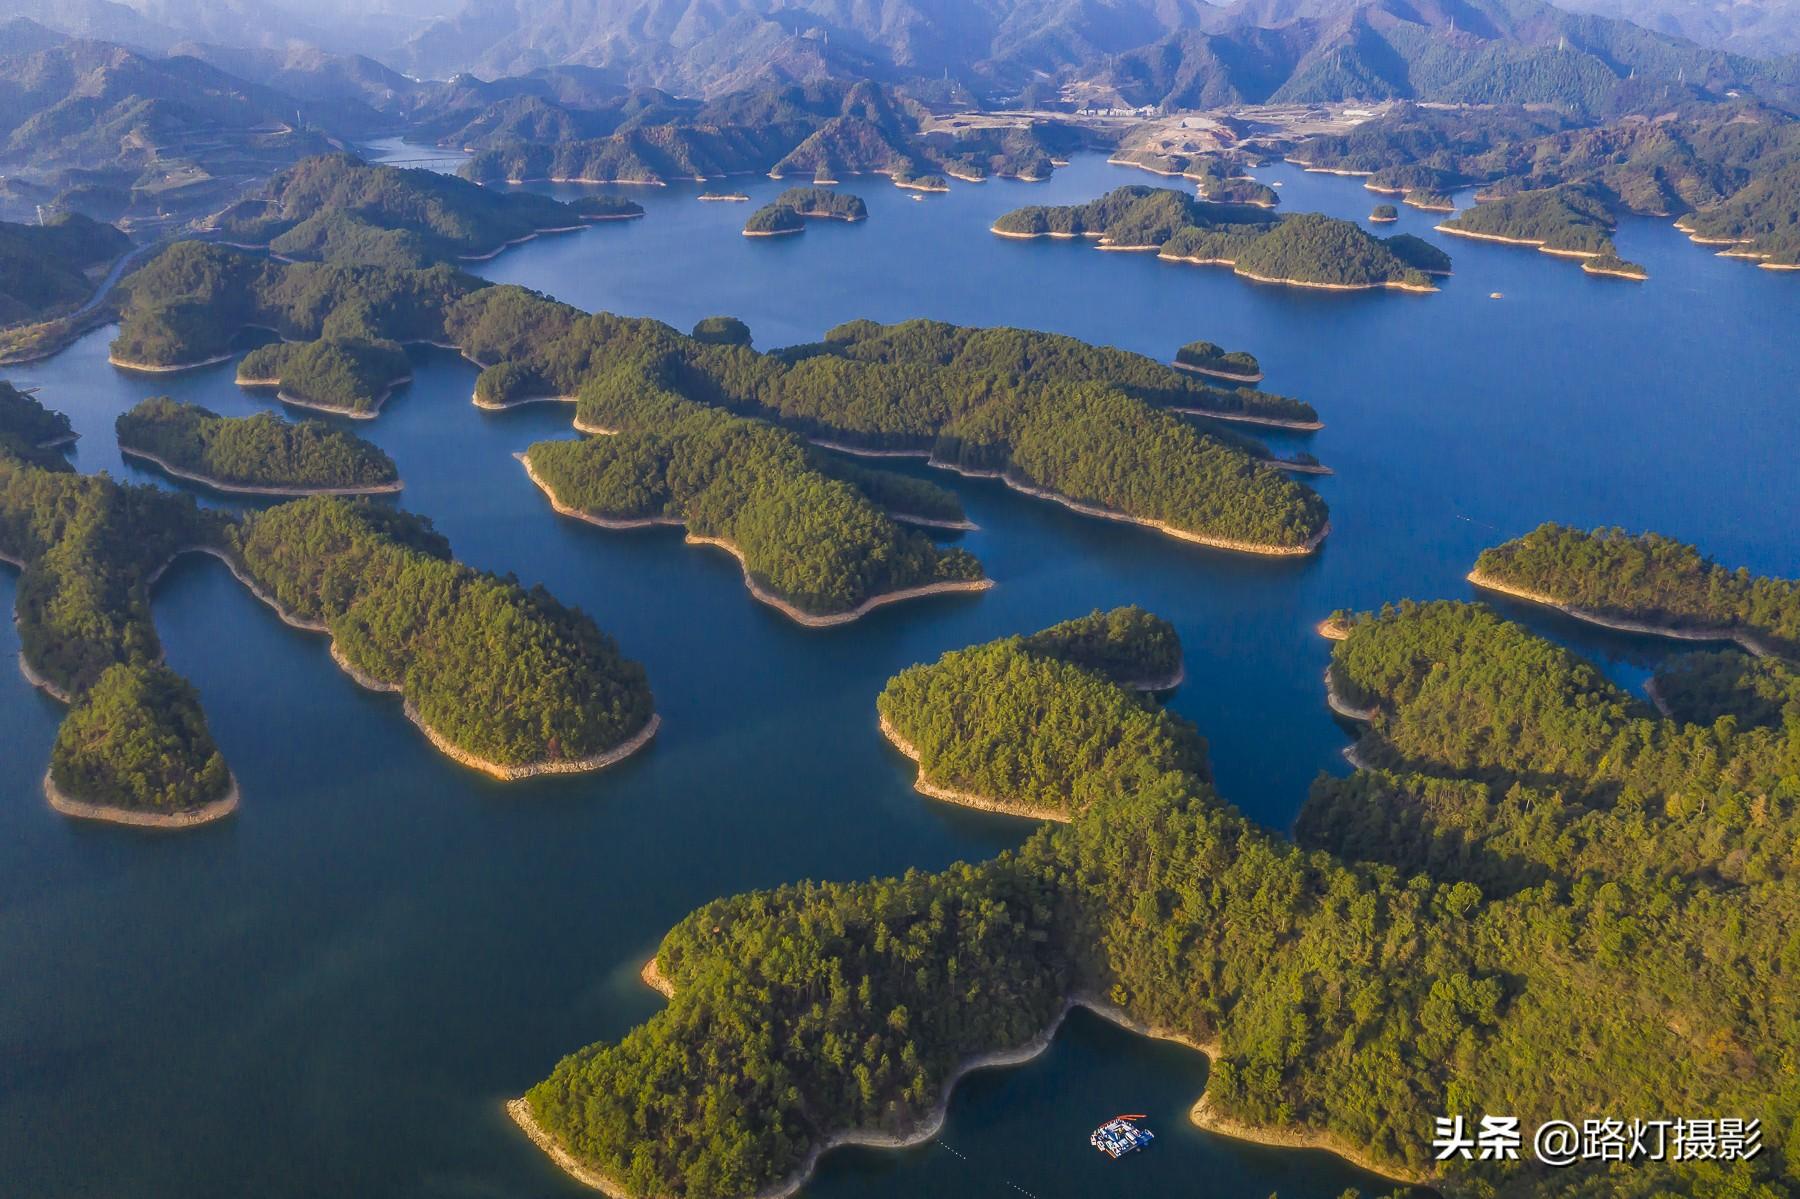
{"left": 10, "top": 0, "right": 1799, "bottom": 102}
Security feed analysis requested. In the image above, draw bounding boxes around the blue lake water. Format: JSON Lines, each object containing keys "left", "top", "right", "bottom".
{"left": 1, "top": 146, "right": 1795, "bottom": 1198}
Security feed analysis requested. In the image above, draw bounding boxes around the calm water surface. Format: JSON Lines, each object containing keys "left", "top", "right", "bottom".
{"left": 2, "top": 147, "right": 1795, "bottom": 1199}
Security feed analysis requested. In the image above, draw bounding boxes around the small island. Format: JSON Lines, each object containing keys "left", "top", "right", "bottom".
{"left": 892, "top": 172, "right": 949, "bottom": 193}
{"left": 1172, "top": 340, "right": 1263, "bottom": 383}
{"left": 571, "top": 195, "right": 646, "bottom": 222}
{"left": 994, "top": 187, "right": 1451, "bottom": 293}
{"left": 116, "top": 396, "right": 402, "bottom": 495}
{"left": 1369, "top": 203, "right": 1399, "bottom": 223}
{"left": 743, "top": 187, "right": 869, "bottom": 237}
{"left": 237, "top": 337, "right": 414, "bottom": 418}
{"left": 697, "top": 190, "right": 749, "bottom": 202}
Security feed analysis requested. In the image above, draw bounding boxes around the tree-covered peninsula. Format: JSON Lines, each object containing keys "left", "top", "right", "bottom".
{"left": 212, "top": 153, "right": 602, "bottom": 264}
{"left": 1471, "top": 522, "right": 1800, "bottom": 658}
{"left": 237, "top": 337, "right": 414, "bottom": 418}
{"left": 522, "top": 390, "right": 986, "bottom": 624}
{"left": 994, "top": 186, "right": 1450, "bottom": 292}
{"left": 518, "top": 601, "right": 1800, "bottom": 1199}
{"left": 116, "top": 397, "right": 401, "bottom": 495}
{"left": 231, "top": 497, "right": 656, "bottom": 776}
{"left": 1437, "top": 184, "right": 1620, "bottom": 261}
{"left": 447, "top": 290, "right": 1329, "bottom": 554}
{"left": 1, "top": 392, "right": 236, "bottom": 823}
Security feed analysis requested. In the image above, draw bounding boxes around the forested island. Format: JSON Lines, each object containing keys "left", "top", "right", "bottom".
{"left": 743, "top": 188, "right": 867, "bottom": 236}
{"left": 237, "top": 338, "right": 414, "bottom": 418}
{"left": 116, "top": 397, "right": 401, "bottom": 495}
{"left": 230, "top": 497, "right": 657, "bottom": 777}
{"left": 521, "top": 397, "right": 987, "bottom": 625}
{"left": 994, "top": 186, "right": 1451, "bottom": 293}
{"left": 1470, "top": 522, "right": 1800, "bottom": 658}
{"left": 1437, "top": 184, "right": 1620, "bottom": 262}
{"left": 1172, "top": 341, "right": 1262, "bottom": 383}
{"left": 210, "top": 153, "right": 604, "bottom": 265}
{"left": 449, "top": 291, "right": 1329, "bottom": 554}
{"left": 516, "top": 598, "right": 1800, "bottom": 1199}
{"left": 1369, "top": 204, "right": 1398, "bottom": 223}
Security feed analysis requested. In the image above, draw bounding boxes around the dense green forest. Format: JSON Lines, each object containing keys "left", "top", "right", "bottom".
{"left": 1439, "top": 185, "right": 1619, "bottom": 256}
{"left": 1370, "top": 204, "right": 1399, "bottom": 222}
{"left": 810, "top": 455, "right": 967, "bottom": 525}
{"left": 50, "top": 663, "right": 232, "bottom": 813}
{"left": 216, "top": 153, "right": 590, "bottom": 263}
{"left": 237, "top": 338, "right": 414, "bottom": 415}
{"left": 877, "top": 629, "right": 1207, "bottom": 819}
{"left": 111, "top": 241, "right": 478, "bottom": 370}
{"left": 742, "top": 204, "right": 805, "bottom": 236}
{"left": 232, "top": 497, "right": 655, "bottom": 769}
{"left": 0, "top": 213, "right": 130, "bottom": 326}
{"left": 995, "top": 186, "right": 1449, "bottom": 291}
{"left": 116, "top": 397, "right": 399, "bottom": 491}
{"left": 1, "top": 395, "right": 233, "bottom": 813}
{"left": 0, "top": 441, "right": 218, "bottom": 697}
{"left": 524, "top": 387, "right": 982, "bottom": 618}
{"left": 526, "top": 604, "right": 1800, "bottom": 1198}
{"left": 1019, "top": 606, "right": 1185, "bottom": 686}
{"left": 1653, "top": 650, "right": 1800, "bottom": 729}
{"left": 1474, "top": 523, "right": 1800, "bottom": 657}
{"left": 443, "top": 289, "right": 1327, "bottom": 550}
{"left": 1297, "top": 102, "right": 1800, "bottom": 267}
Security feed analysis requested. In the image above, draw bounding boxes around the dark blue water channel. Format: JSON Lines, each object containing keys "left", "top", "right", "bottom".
{"left": 1, "top": 146, "right": 1795, "bottom": 1198}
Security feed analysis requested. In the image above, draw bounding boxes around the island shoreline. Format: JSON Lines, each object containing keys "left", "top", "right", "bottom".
{"left": 119, "top": 445, "right": 403, "bottom": 497}
{"left": 1466, "top": 571, "right": 1776, "bottom": 658}
{"left": 45, "top": 769, "right": 240, "bottom": 828}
